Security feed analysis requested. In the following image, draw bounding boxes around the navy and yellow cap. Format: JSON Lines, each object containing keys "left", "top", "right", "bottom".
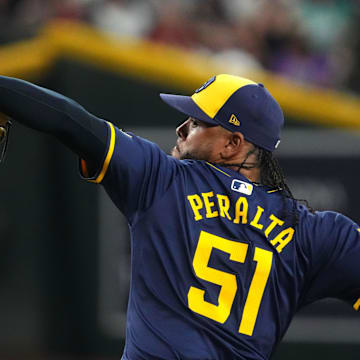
{"left": 160, "top": 74, "right": 284, "bottom": 151}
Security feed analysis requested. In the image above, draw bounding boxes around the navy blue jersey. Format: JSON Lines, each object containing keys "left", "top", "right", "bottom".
{"left": 83, "top": 122, "right": 360, "bottom": 360}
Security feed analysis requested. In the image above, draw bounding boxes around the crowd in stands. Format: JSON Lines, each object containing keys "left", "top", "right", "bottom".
{"left": 1, "top": 0, "right": 360, "bottom": 93}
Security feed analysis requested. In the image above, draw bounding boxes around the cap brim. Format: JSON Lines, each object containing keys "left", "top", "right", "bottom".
{"left": 160, "top": 94, "right": 217, "bottom": 125}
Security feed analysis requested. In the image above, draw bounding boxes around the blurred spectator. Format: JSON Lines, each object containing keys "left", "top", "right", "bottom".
{"left": 50, "top": 0, "right": 88, "bottom": 21}
{"left": 250, "top": 0, "right": 334, "bottom": 86}
{"left": 251, "top": 1, "right": 301, "bottom": 65}
{"left": 192, "top": 0, "right": 228, "bottom": 23}
{"left": 290, "top": 0, "right": 356, "bottom": 88}
{"left": 1, "top": 0, "right": 360, "bottom": 92}
{"left": 148, "top": 1, "right": 195, "bottom": 48}
{"left": 293, "top": 0, "right": 354, "bottom": 53}
{"left": 0, "top": 0, "right": 51, "bottom": 44}
{"left": 222, "top": 0, "right": 266, "bottom": 23}
{"left": 90, "top": 0, "right": 154, "bottom": 39}
{"left": 270, "top": 34, "right": 332, "bottom": 86}
{"left": 195, "top": 21, "right": 263, "bottom": 74}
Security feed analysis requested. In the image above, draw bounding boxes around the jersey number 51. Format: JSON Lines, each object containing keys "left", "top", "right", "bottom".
{"left": 188, "top": 231, "right": 273, "bottom": 336}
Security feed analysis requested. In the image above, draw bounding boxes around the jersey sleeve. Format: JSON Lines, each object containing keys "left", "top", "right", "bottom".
{"left": 80, "top": 122, "right": 179, "bottom": 223}
{"left": 0, "top": 75, "right": 108, "bottom": 169}
{"left": 300, "top": 211, "right": 360, "bottom": 312}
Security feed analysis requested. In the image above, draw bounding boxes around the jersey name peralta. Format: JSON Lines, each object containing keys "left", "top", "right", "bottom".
{"left": 86, "top": 123, "right": 360, "bottom": 360}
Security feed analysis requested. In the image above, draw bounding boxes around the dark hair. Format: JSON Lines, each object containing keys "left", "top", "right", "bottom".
{"left": 256, "top": 147, "right": 307, "bottom": 226}
{"left": 217, "top": 146, "right": 313, "bottom": 227}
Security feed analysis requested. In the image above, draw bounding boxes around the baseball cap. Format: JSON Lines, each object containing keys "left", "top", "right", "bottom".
{"left": 160, "top": 74, "right": 284, "bottom": 151}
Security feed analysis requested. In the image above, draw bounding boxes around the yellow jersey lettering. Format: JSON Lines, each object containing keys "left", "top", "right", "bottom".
{"left": 187, "top": 191, "right": 295, "bottom": 255}
{"left": 188, "top": 231, "right": 274, "bottom": 337}
{"left": 187, "top": 194, "right": 204, "bottom": 221}
{"left": 239, "top": 247, "right": 273, "bottom": 336}
{"left": 250, "top": 206, "right": 265, "bottom": 230}
{"left": 202, "top": 191, "right": 219, "bottom": 218}
{"left": 188, "top": 231, "right": 248, "bottom": 323}
{"left": 233, "top": 197, "right": 248, "bottom": 224}
{"left": 217, "top": 195, "right": 232, "bottom": 220}
{"left": 264, "top": 214, "right": 284, "bottom": 238}
{"left": 270, "top": 227, "right": 294, "bottom": 253}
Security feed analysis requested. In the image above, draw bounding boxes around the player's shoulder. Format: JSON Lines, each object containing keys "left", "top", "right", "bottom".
{"left": 298, "top": 207, "right": 358, "bottom": 231}
{"left": 113, "top": 128, "right": 179, "bottom": 165}
{"left": 167, "top": 159, "right": 227, "bottom": 176}
{"left": 297, "top": 206, "right": 360, "bottom": 254}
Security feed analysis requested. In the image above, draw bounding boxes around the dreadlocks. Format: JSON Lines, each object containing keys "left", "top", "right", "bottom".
{"left": 257, "top": 147, "right": 300, "bottom": 226}
{"left": 216, "top": 146, "right": 313, "bottom": 227}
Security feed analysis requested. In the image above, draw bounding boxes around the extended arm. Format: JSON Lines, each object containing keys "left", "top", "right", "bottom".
{"left": 0, "top": 76, "right": 108, "bottom": 169}
{"left": 0, "top": 76, "right": 180, "bottom": 221}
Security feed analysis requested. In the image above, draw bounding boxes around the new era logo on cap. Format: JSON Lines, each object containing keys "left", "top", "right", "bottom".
{"left": 229, "top": 114, "right": 240, "bottom": 126}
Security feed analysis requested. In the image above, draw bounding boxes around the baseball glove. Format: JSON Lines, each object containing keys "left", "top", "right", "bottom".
{"left": 0, "top": 125, "right": 6, "bottom": 142}
{"left": 0, "top": 115, "right": 11, "bottom": 163}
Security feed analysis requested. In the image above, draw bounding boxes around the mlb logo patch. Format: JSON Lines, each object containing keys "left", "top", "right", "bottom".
{"left": 231, "top": 179, "right": 253, "bottom": 195}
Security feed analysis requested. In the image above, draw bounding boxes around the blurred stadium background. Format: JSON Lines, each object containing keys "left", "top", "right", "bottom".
{"left": 0, "top": 0, "right": 360, "bottom": 359}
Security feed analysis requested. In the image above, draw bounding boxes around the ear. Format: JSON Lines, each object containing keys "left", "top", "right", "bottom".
{"left": 221, "top": 131, "right": 245, "bottom": 159}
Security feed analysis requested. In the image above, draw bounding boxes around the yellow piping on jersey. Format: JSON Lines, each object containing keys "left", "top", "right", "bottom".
{"left": 91, "top": 121, "right": 116, "bottom": 184}
{"left": 206, "top": 162, "right": 231, "bottom": 177}
{"left": 267, "top": 189, "right": 281, "bottom": 194}
{"left": 354, "top": 297, "right": 360, "bottom": 311}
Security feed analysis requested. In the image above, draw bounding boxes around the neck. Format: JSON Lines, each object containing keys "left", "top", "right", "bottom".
{"left": 239, "top": 166, "right": 260, "bottom": 183}
{"left": 213, "top": 161, "right": 261, "bottom": 183}
{"left": 213, "top": 144, "right": 261, "bottom": 183}
{"left": 227, "top": 164, "right": 260, "bottom": 183}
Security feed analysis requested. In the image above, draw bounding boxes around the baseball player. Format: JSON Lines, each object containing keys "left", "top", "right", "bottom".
{"left": 0, "top": 74, "right": 359, "bottom": 359}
